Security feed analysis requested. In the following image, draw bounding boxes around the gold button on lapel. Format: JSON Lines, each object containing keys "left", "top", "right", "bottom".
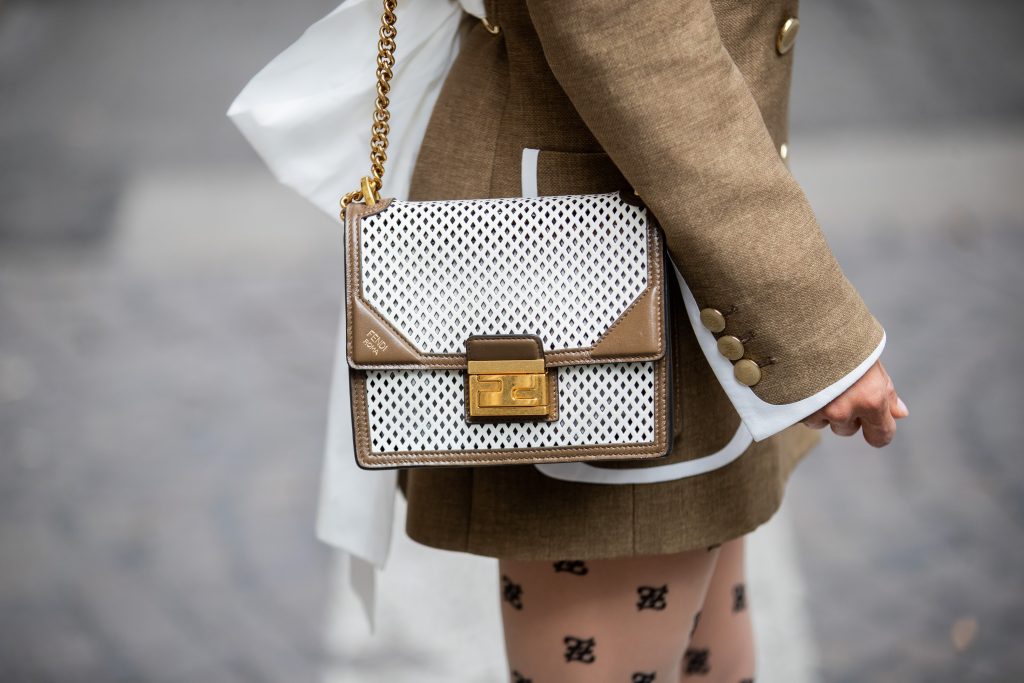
{"left": 734, "top": 359, "right": 762, "bottom": 386}
{"left": 700, "top": 308, "right": 727, "bottom": 333}
{"left": 717, "top": 335, "right": 745, "bottom": 361}
{"left": 776, "top": 17, "right": 799, "bottom": 55}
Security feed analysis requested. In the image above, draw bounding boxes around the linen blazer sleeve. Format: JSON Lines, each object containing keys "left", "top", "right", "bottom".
{"left": 525, "top": 0, "right": 885, "bottom": 435}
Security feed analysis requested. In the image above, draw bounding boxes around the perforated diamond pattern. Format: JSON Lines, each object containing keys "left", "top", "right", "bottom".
{"left": 364, "top": 363, "right": 656, "bottom": 453}
{"left": 359, "top": 192, "right": 650, "bottom": 353}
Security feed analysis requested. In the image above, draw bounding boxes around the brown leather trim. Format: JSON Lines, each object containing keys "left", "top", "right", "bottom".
{"left": 466, "top": 335, "right": 543, "bottom": 361}
{"left": 590, "top": 285, "right": 661, "bottom": 358}
{"left": 344, "top": 195, "right": 394, "bottom": 224}
{"left": 345, "top": 202, "right": 668, "bottom": 369}
{"left": 349, "top": 296, "right": 422, "bottom": 365}
{"left": 351, "top": 352, "right": 672, "bottom": 469}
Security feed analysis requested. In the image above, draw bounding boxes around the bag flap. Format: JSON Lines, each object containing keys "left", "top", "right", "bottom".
{"left": 344, "top": 191, "right": 667, "bottom": 370}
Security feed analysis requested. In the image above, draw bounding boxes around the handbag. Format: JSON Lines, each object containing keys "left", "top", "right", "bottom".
{"left": 341, "top": 0, "right": 675, "bottom": 469}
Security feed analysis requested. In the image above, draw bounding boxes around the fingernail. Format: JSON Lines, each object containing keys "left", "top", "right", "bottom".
{"left": 897, "top": 397, "right": 909, "bottom": 415}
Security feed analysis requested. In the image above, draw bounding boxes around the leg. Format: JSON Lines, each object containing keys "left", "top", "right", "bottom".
{"left": 499, "top": 549, "right": 721, "bottom": 682}
{"left": 682, "top": 537, "right": 755, "bottom": 682}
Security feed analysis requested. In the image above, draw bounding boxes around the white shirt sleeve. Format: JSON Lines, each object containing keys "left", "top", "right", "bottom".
{"left": 669, "top": 258, "right": 886, "bottom": 442}
{"left": 227, "top": 0, "right": 474, "bottom": 633}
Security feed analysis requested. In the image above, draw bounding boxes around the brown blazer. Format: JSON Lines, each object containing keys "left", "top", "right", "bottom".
{"left": 399, "top": 0, "right": 883, "bottom": 559}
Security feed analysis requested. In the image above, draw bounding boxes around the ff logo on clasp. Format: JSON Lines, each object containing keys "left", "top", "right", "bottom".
{"left": 466, "top": 359, "right": 550, "bottom": 418}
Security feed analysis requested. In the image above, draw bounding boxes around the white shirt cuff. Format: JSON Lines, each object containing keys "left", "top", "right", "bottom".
{"left": 669, "top": 258, "right": 886, "bottom": 442}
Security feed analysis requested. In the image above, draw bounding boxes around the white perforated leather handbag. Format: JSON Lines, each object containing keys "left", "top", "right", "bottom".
{"left": 342, "top": 0, "right": 674, "bottom": 469}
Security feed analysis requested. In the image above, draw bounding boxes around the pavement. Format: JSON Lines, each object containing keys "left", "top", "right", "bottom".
{"left": 1, "top": 1, "right": 1022, "bottom": 682}
{"left": 784, "top": 130, "right": 1024, "bottom": 683}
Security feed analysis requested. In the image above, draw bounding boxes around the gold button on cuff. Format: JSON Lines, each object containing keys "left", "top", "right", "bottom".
{"left": 717, "top": 335, "right": 746, "bottom": 361}
{"left": 700, "top": 308, "right": 727, "bottom": 334}
{"left": 734, "top": 359, "right": 762, "bottom": 387}
{"left": 776, "top": 17, "right": 799, "bottom": 55}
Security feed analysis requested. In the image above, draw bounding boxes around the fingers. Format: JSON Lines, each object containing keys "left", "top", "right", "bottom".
{"left": 855, "top": 371, "right": 898, "bottom": 447}
{"left": 859, "top": 362, "right": 904, "bottom": 446}
{"left": 879, "top": 361, "right": 909, "bottom": 419}
{"left": 820, "top": 397, "right": 854, "bottom": 433}
{"left": 829, "top": 416, "right": 860, "bottom": 437}
{"left": 860, "top": 405, "right": 897, "bottom": 447}
{"left": 800, "top": 361, "right": 908, "bottom": 446}
{"left": 806, "top": 397, "right": 861, "bottom": 437}
{"left": 801, "top": 411, "right": 829, "bottom": 429}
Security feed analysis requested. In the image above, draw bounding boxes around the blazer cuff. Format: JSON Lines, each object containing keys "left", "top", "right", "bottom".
{"left": 670, "top": 259, "right": 887, "bottom": 441}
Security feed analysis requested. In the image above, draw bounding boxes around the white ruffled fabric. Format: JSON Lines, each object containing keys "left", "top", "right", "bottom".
{"left": 228, "top": 0, "right": 484, "bottom": 631}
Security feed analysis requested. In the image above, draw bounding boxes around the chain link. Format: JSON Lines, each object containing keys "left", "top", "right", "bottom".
{"left": 340, "top": 0, "right": 399, "bottom": 218}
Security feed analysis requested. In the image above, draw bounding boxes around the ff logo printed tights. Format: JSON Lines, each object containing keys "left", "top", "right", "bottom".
{"left": 499, "top": 539, "right": 755, "bottom": 682}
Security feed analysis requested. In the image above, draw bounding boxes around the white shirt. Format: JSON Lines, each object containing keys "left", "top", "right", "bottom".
{"left": 227, "top": 0, "right": 883, "bottom": 630}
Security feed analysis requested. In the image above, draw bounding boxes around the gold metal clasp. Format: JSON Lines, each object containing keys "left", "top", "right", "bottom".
{"left": 467, "top": 359, "right": 549, "bottom": 417}
{"left": 360, "top": 175, "right": 381, "bottom": 207}
{"left": 339, "top": 175, "right": 382, "bottom": 216}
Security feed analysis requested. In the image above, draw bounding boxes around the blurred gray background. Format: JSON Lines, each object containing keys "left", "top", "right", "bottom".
{"left": 1, "top": 1, "right": 1022, "bottom": 681}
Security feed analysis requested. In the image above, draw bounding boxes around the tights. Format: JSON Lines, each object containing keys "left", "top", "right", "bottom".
{"left": 499, "top": 538, "right": 754, "bottom": 683}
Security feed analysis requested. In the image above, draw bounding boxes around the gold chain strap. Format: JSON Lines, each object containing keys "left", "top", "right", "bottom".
{"left": 339, "top": 0, "right": 399, "bottom": 217}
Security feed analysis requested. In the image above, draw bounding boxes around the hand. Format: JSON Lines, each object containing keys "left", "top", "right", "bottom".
{"left": 801, "top": 360, "right": 908, "bottom": 448}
